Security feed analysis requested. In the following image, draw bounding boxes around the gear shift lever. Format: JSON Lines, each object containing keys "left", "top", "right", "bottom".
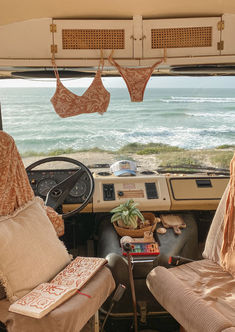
{"left": 123, "top": 242, "right": 138, "bottom": 332}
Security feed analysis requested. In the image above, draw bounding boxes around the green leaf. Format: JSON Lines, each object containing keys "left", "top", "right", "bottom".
{"left": 131, "top": 202, "right": 139, "bottom": 209}
{"left": 129, "top": 215, "right": 138, "bottom": 228}
{"left": 110, "top": 205, "right": 124, "bottom": 213}
{"left": 110, "top": 200, "right": 143, "bottom": 227}
{"left": 135, "top": 210, "right": 144, "bottom": 221}
{"left": 111, "top": 214, "right": 121, "bottom": 223}
{"left": 122, "top": 210, "right": 129, "bottom": 217}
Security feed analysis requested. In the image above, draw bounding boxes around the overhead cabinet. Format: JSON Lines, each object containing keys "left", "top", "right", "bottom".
{"left": 47, "top": 15, "right": 235, "bottom": 63}
{"left": 52, "top": 17, "right": 224, "bottom": 59}
{"left": 0, "top": 15, "right": 235, "bottom": 67}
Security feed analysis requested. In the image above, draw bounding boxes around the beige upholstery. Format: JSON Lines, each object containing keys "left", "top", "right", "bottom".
{"left": 171, "top": 259, "right": 235, "bottom": 322}
{"left": 147, "top": 260, "right": 235, "bottom": 332}
{"left": 0, "top": 266, "right": 115, "bottom": 332}
{"left": 0, "top": 198, "right": 71, "bottom": 302}
{"left": 146, "top": 184, "right": 235, "bottom": 332}
{"left": 202, "top": 184, "right": 229, "bottom": 264}
{"left": 0, "top": 131, "right": 116, "bottom": 331}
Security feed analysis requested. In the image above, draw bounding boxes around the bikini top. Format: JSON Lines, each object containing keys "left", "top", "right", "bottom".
{"left": 50, "top": 59, "right": 110, "bottom": 118}
{"left": 108, "top": 54, "right": 163, "bottom": 102}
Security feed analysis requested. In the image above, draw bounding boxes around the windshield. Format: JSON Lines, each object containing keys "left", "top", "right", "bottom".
{"left": 0, "top": 76, "right": 234, "bottom": 174}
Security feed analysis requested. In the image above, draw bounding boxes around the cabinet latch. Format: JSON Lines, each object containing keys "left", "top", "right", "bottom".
{"left": 217, "top": 41, "right": 224, "bottom": 51}
{"left": 51, "top": 45, "right": 58, "bottom": 54}
{"left": 217, "top": 21, "right": 224, "bottom": 31}
{"left": 50, "top": 24, "right": 57, "bottom": 33}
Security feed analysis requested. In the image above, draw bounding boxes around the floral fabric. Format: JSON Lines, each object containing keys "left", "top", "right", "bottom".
{"left": 221, "top": 152, "right": 235, "bottom": 277}
{"left": 0, "top": 131, "right": 64, "bottom": 237}
{"left": 108, "top": 56, "right": 162, "bottom": 102}
{"left": 50, "top": 63, "right": 110, "bottom": 118}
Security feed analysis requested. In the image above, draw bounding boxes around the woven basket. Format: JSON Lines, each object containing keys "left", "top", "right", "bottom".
{"left": 113, "top": 212, "right": 157, "bottom": 238}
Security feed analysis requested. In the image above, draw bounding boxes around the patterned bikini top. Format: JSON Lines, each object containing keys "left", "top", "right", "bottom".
{"left": 50, "top": 59, "right": 110, "bottom": 118}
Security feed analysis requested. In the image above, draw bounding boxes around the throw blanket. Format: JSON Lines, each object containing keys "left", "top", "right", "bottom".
{"left": 221, "top": 152, "right": 235, "bottom": 277}
{"left": 0, "top": 131, "right": 64, "bottom": 237}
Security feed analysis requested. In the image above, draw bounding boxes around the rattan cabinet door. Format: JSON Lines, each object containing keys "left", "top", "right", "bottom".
{"left": 142, "top": 17, "right": 221, "bottom": 59}
{"left": 53, "top": 19, "right": 133, "bottom": 59}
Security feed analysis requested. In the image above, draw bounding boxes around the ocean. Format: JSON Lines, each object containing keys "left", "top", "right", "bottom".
{"left": 0, "top": 85, "right": 235, "bottom": 154}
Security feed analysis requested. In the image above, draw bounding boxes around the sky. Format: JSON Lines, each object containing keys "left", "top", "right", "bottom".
{"left": 1, "top": 76, "right": 235, "bottom": 88}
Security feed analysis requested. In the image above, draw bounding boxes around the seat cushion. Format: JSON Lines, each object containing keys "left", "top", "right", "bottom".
{"left": 147, "top": 260, "right": 235, "bottom": 332}
{"left": 0, "top": 197, "right": 71, "bottom": 302}
{"left": 0, "top": 266, "right": 115, "bottom": 332}
{"left": 171, "top": 259, "right": 235, "bottom": 324}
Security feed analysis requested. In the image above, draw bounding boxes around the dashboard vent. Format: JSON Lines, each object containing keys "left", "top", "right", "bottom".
{"left": 141, "top": 171, "right": 156, "bottom": 175}
{"left": 97, "top": 172, "right": 112, "bottom": 176}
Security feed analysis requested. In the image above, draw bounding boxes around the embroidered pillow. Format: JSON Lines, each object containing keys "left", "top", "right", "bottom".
{"left": 0, "top": 197, "right": 71, "bottom": 303}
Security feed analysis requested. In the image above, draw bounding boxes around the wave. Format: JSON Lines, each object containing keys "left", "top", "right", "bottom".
{"left": 15, "top": 125, "right": 235, "bottom": 153}
{"left": 2, "top": 87, "right": 235, "bottom": 153}
{"left": 186, "top": 112, "right": 235, "bottom": 118}
{"left": 161, "top": 96, "right": 235, "bottom": 103}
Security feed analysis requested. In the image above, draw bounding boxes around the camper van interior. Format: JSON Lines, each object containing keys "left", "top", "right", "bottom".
{"left": 0, "top": 1, "right": 235, "bottom": 331}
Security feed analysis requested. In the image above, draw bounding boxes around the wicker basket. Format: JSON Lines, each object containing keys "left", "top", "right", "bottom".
{"left": 113, "top": 212, "right": 157, "bottom": 238}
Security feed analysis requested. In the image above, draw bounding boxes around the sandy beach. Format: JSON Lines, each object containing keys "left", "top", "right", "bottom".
{"left": 22, "top": 152, "right": 158, "bottom": 173}
{"left": 22, "top": 146, "right": 234, "bottom": 173}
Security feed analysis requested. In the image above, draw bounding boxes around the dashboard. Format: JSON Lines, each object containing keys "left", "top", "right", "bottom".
{"left": 27, "top": 169, "right": 91, "bottom": 205}
{"left": 27, "top": 168, "right": 229, "bottom": 214}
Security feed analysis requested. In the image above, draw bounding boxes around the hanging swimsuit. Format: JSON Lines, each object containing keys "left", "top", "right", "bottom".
{"left": 51, "top": 59, "right": 110, "bottom": 118}
{"left": 108, "top": 55, "right": 162, "bottom": 102}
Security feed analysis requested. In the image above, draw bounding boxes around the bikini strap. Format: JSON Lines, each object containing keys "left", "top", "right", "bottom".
{"left": 98, "top": 49, "right": 105, "bottom": 72}
{"left": 151, "top": 59, "right": 164, "bottom": 70}
{"left": 108, "top": 50, "right": 122, "bottom": 70}
{"left": 109, "top": 50, "right": 163, "bottom": 71}
{"left": 108, "top": 49, "right": 114, "bottom": 64}
{"left": 51, "top": 59, "right": 60, "bottom": 81}
{"left": 150, "top": 48, "right": 166, "bottom": 69}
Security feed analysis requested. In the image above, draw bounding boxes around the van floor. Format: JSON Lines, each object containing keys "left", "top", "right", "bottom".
{"left": 101, "top": 313, "right": 180, "bottom": 332}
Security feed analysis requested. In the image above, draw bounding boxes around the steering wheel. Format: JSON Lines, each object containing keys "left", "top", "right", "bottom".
{"left": 26, "top": 156, "right": 95, "bottom": 219}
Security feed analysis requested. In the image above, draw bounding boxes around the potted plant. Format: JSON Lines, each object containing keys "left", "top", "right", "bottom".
{"left": 110, "top": 200, "right": 157, "bottom": 237}
{"left": 110, "top": 199, "right": 145, "bottom": 229}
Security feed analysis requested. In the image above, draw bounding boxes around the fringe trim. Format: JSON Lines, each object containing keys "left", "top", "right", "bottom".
{"left": 0, "top": 270, "right": 16, "bottom": 303}
{"left": 59, "top": 239, "right": 73, "bottom": 261}
{"left": 0, "top": 197, "right": 37, "bottom": 222}
{"left": 0, "top": 283, "right": 6, "bottom": 300}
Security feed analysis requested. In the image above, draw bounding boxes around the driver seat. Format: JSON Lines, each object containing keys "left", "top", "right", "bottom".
{"left": 146, "top": 181, "right": 235, "bottom": 331}
{"left": 0, "top": 131, "right": 115, "bottom": 332}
